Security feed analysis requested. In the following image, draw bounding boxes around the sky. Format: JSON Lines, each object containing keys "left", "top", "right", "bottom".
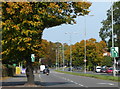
{"left": 42, "top": 2, "right": 112, "bottom": 45}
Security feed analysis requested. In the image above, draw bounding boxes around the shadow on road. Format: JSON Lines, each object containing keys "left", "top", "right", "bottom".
{"left": 2, "top": 81, "right": 27, "bottom": 86}
{"left": 2, "top": 81, "right": 43, "bottom": 86}
{"left": 40, "top": 82, "right": 72, "bottom": 86}
{"left": 12, "top": 75, "right": 26, "bottom": 78}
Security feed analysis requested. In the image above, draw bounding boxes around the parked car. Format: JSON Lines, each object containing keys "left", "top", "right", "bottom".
{"left": 106, "top": 67, "right": 113, "bottom": 73}
{"left": 95, "top": 66, "right": 101, "bottom": 73}
{"left": 114, "top": 69, "right": 120, "bottom": 74}
{"left": 68, "top": 67, "right": 73, "bottom": 71}
{"left": 100, "top": 68, "right": 107, "bottom": 73}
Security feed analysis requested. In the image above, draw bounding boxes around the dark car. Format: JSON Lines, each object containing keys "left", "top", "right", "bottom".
{"left": 68, "top": 67, "right": 73, "bottom": 71}
{"left": 100, "top": 68, "right": 107, "bottom": 73}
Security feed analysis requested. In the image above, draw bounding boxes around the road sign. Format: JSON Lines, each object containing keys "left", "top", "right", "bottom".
{"left": 110, "top": 47, "right": 119, "bottom": 57}
{"left": 13, "top": 64, "right": 16, "bottom": 67}
{"left": 31, "top": 54, "right": 35, "bottom": 62}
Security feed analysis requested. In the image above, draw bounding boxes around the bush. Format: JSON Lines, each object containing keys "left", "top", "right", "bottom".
{"left": 2, "top": 64, "right": 15, "bottom": 77}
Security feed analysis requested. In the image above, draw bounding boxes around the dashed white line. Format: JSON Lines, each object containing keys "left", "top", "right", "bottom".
{"left": 97, "top": 83, "right": 114, "bottom": 86}
{"left": 53, "top": 74, "right": 87, "bottom": 87}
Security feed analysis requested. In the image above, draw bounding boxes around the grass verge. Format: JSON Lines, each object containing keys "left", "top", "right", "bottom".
{"left": 55, "top": 70, "right": 120, "bottom": 82}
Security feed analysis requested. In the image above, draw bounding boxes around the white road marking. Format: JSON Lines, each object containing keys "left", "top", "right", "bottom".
{"left": 78, "top": 84, "right": 84, "bottom": 86}
{"left": 53, "top": 73, "right": 87, "bottom": 87}
{"left": 97, "top": 83, "right": 114, "bottom": 85}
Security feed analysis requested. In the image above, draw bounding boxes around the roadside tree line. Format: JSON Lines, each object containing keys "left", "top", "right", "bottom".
{"left": 34, "top": 38, "right": 113, "bottom": 71}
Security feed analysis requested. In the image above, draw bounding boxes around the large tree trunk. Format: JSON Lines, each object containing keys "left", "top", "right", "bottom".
{"left": 25, "top": 60, "right": 35, "bottom": 85}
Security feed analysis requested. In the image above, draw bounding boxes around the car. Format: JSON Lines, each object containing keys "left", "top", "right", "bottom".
{"left": 106, "top": 67, "right": 113, "bottom": 73}
{"left": 100, "top": 68, "right": 107, "bottom": 73}
{"left": 68, "top": 67, "right": 73, "bottom": 71}
{"left": 114, "top": 69, "right": 120, "bottom": 74}
{"left": 95, "top": 66, "right": 101, "bottom": 73}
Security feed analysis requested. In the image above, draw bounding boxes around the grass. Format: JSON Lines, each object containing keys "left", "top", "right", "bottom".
{"left": 55, "top": 70, "right": 120, "bottom": 82}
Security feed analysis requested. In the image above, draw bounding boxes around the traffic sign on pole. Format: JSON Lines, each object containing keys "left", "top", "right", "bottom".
{"left": 110, "top": 47, "right": 119, "bottom": 57}
{"left": 31, "top": 54, "right": 35, "bottom": 62}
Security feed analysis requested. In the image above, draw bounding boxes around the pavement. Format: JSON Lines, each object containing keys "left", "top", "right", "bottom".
{"left": 1, "top": 73, "right": 43, "bottom": 88}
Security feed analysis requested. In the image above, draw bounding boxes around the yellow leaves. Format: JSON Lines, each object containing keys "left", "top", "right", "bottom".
{"left": 38, "top": 9, "right": 47, "bottom": 15}
{"left": 17, "top": 47, "right": 25, "bottom": 51}
{"left": 2, "top": 22, "right": 5, "bottom": 26}
{"left": 13, "top": 25, "right": 20, "bottom": 30}
{"left": 6, "top": 7, "right": 15, "bottom": 15}
{"left": 99, "top": 41, "right": 106, "bottom": 47}
{"left": 19, "top": 3, "right": 33, "bottom": 14}
{"left": 23, "top": 37, "right": 32, "bottom": 43}
{"left": 2, "top": 49, "right": 10, "bottom": 55}
{"left": 58, "top": 9, "right": 62, "bottom": 13}
{"left": 48, "top": 3, "right": 60, "bottom": 8}
{"left": 48, "top": 14, "right": 56, "bottom": 18}
{"left": 75, "top": 2, "right": 91, "bottom": 9}
{"left": 21, "top": 30, "right": 37, "bottom": 36}
{"left": 22, "top": 20, "right": 43, "bottom": 27}
{"left": 26, "top": 43, "right": 31, "bottom": 46}
{"left": 33, "top": 15, "right": 40, "bottom": 20}
{"left": 33, "top": 21, "right": 43, "bottom": 27}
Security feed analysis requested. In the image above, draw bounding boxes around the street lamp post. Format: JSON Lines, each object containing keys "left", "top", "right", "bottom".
{"left": 56, "top": 48, "right": 58, "bottom": 70}
{"left": 84, "top": 15, "right": 87, "bottom": 74}
{"left": 65, "top": 32, "right": 78, "bottom": 72}
{"left": 62, "top": 43, "right": 65, "bottom": 71}
{"left": 111, "top": 0, "right": 116, "bottom": 77}
{"left": 84, "top": 15, "right": 94, "bottom": 73}
{"left": 65, "top": 32, "right": 72, "bottom": 72}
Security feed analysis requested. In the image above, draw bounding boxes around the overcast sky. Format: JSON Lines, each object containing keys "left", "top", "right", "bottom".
{"left": 42, "top": 2, "right": 112, "bottom": 45}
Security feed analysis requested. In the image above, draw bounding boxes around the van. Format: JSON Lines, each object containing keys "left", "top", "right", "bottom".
{"left": 95, "top": 66, "right": 101, "bottom": 73}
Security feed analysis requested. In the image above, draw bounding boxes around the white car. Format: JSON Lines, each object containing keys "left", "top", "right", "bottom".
{"left": 114, "top": 69, "right": 120, "bottom": 74}
{"left": 95, "top": 66, "right": 101, "bottom": 73}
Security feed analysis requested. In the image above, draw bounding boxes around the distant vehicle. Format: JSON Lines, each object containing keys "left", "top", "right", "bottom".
{"left": 100, "top": 68, "right": 107, "bottom": 73}
{"left": 95, "top": 66, "right": 101, "bottom": 73}
{"left": 68, "top": 67, "right": 73, "bottom": 71}
{"left": 40, "top": 65, "right": 45, "bottom": 72}
{"left": 106, "top": 67, "right": 113, "bottom": 73}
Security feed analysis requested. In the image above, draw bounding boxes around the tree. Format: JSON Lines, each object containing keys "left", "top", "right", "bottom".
{"left": 2, "top": 2, "right": 91, "bottom": 84}
{"left": 71, "top": 38, "right": 107, "bottom": 71}
{"left": 99, "top": 1, "right": 120, "bottom": 53}
{"left": 40, "top": 40, "right": 56, "bottom": 67}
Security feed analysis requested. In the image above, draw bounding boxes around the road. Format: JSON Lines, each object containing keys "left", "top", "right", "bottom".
{"left": 1, "top": 69, "right": 119, "bottom": 89}
{"left": 39, "top": 70, "right": 119, "bottom": 87}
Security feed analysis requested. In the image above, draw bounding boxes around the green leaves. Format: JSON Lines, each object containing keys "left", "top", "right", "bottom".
{"left": 99, "top": 1, "right": 120, "bottom": 51}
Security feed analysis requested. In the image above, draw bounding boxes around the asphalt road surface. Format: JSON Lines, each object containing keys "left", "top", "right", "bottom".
{"left": 39, "top": 70, "right": 119, "bottom": 88}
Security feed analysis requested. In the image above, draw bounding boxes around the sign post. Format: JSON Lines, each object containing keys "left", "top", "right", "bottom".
{"left": 31, "top": 54, "right": 35, "bottom": 62}
{"left": 111, "top": 47, "right": 119, "bottom": 76}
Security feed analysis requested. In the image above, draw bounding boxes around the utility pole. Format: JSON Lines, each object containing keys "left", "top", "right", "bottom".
{"left": 111, "top": 0, "right": 116, "bottom": 77}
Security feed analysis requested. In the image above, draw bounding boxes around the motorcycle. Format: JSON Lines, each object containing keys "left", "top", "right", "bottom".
{"left": 43, "top": 68, "right": 49, "bottom": 75}
{"left": 46, "top": 72, "right": 49, "bottom": 75}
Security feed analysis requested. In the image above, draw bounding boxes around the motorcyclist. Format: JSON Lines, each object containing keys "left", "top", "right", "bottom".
{"left": 43, "top": 65, "right": 50, "bottom": 75}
